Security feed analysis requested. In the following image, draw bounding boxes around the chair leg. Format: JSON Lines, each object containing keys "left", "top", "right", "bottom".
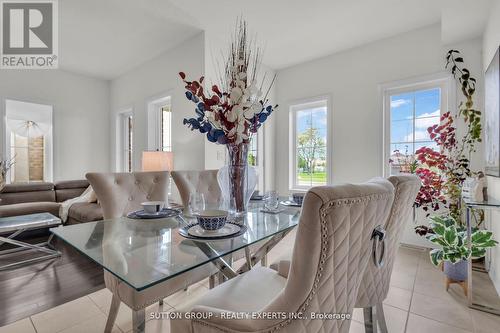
{"left": 209, "top": 274, "right": 216, "bottom": 289}
{"left": 376, "top": 303, "right": 388, "bottom": 333}
{"left": 261, "top": 254, "right": 268, "bottom": 266}
{"left": 363, "top": 307, "right": 377, "bottom": 333}
{"left": 132, "top": 309, "right": 146, "bottom": 333}
{"left": 105, "top": 294, "right": 120, "bottom": 333}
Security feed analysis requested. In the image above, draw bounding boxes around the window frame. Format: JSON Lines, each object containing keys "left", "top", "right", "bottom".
{"left": 116, "top": 108, "right": 134, "bottom": 172}
{"left": 382, "top": 73, "right": 455, "bottom": 177}
{"left": 147, "top": 93, "right": 172, "bottom": 152}
{"left": 2, "top": 98, "right": 53, "bottom": 183}
{"left": 289, "top": 95, "right": 332, "bottom": 191}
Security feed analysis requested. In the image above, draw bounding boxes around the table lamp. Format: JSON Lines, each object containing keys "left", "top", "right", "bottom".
{"left": 142, "top": 151, "right": 174, "bottom": 205}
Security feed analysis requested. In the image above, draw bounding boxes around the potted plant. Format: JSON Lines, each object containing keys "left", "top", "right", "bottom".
{"left": 427, "top": 215, "right": 497, "bottom": 283}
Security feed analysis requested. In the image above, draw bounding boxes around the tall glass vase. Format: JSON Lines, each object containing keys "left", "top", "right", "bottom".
{"left": 226, "top": 142, "right": 249, "bottom": 215}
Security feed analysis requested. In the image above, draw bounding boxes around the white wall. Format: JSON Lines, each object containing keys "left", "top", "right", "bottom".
{"left": 483, "top": 0, "right": 500, "bottom": 295}
{"left": 0, "top": 70, "right": 110, "bottom": 181}
{"left": 274, "top": 24, "right": 484, "bottom": 246}
{"left": 110, "top": 33, "right": 205, "bottom": 172}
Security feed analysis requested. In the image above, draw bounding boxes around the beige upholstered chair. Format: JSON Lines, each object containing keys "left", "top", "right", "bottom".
{"left": 355, "top": 175, "right": 420, "bottom": 332}
{"left": 86, "top": 171, "right": 215, "bottom": 333}
{"left": 271, "top": 175, "right": 420, "bottom": 333}
{"left": 170, "top": 179, "right": 394, "bottom": 333}
{"left": 171, "top": 170, "right": 222, "bottom": 208}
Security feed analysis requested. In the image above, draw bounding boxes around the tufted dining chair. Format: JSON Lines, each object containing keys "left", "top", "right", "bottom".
{"left": 171, "top": 170, "right": 222, "bottom": 208}
{"left": 86, "top": 171, "right": 216, "bottom": 333}
{"left": 270, "top": 175, "right": 421, "bottom": 333}
{"left": 170, "top": 178, "right": 394, "bottom": 333}
{"left": 354, "top": 175, "right": 420, "bottom": 332}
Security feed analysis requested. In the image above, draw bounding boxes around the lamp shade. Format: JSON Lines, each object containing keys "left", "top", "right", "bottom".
{"left": 142, "top": 151, "right": 173, "bottom": 171}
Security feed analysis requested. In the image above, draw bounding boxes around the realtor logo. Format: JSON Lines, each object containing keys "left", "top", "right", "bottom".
{"left": 1, "top": 0, "right": 58, "bottom": 69}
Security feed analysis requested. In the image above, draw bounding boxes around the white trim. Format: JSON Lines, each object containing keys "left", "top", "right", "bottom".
{"left": 115, "top": 107, "right": 134, "bottom": 172}
{"left": 381, "top": 72, "right": 456, "bottom": 177}
{"left": 146, "top": 91, "right": 173, "bottom": 151}
{"left": 288, "top": 95, "right": 332, "bottom": 191}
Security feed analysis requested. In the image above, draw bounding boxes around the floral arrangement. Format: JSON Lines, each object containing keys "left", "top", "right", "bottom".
{"left": 180, "top": 20, "right": 277, "bottom": 145}
{"left": 408, "top": 50, "right": 482, "bottom": 235}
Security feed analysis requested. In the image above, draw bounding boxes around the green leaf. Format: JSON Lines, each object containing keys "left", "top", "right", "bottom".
{"left": 430, "top": 249, "right": 443, "bottom": 266}
{"left": 444, "top": 227, "right": 458, "bottom": 246}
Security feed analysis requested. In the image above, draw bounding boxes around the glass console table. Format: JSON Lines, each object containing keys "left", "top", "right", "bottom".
{"left": 464, "top": 197, "right": 500, "bottom": 315}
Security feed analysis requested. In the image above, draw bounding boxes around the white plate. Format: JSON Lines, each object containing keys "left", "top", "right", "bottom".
{"left": 187, "top": 223, "right": 241, "bottom": 238}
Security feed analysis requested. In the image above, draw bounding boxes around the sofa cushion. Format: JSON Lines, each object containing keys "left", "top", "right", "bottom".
{"left": 0, "top": 190, "right": 56, "bottom": 205}
{"left": 54, "top": 180, "right": 90, "bottom": 202}
{"left": 68, "top": 202, "right": 103, "bottom": 223}
{"left": 54, "top": 180, "right": 89, "bottom": 190}
{"left": 1, "top": 182, "right": 54, "bottom": 193}
{"left": 0, "top": 202, "right": 60, "bottom": 218}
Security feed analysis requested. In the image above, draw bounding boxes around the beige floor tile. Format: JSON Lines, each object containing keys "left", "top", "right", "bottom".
{"left": 406, "top": 313, "right": 472, "bottom": 333}
{"left": 87, "top": 288, "right": 113, "bottom": 311}
{"left": 384, "top": 286, "right": 413, "bottom": 311}
{"left": 134, "top": 315, "right": 171, "bottom": 333}
{"left": 470, "top": 309, "right": 500, "bottom": 333}
{"left": 410, "top": 292, "right": 473, "bottom": 331}
{"left": 351, "top": 308, "right": 363, "bottom": 323}
{"left": 414, "top": 266, "right": 468, "bottom": 303}
{"left": 57, "top": 312, "right": 121, "bottom": 333}
{"left": 0, "top": 318, "right": 36, "bottom": 333}
{"left": 390, "top": 269, "right": 416, "bottom": 291}
{"left": 348, "top": 320, "right": 365, "bottom": 333}
{"left": 30, "top": 296, "right": 103, "bottom": 333}
{"left": 350, "top": 305, "right": 407, "bottom": 333}
{"left": 383, "top": 304, "right": 407, "bottom": 333}
{"left": 164, "top": 281, "right": 209, "bottom": 309}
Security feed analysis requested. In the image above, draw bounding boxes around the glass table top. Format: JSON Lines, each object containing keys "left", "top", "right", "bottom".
{"left": 463, "top": 197, "right": 500, "bottom": 208}
{"left": 50, "top": 201, "right": 300, "bottom": 291}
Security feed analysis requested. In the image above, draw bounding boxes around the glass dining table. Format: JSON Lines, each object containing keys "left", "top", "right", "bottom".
{"left": 50, "top": 200, "right": 300, "bottom": 332}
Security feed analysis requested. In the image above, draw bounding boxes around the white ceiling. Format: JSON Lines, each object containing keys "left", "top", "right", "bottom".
{"left": 58, "top": 0, "right": 494, "bottom": 80}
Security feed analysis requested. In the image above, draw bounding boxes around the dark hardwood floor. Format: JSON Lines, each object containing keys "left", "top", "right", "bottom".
{"left": 0, "top": 234, "right": 105, "bottom": 326}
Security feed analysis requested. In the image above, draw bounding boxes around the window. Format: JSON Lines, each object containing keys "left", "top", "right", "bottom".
{"left": 10, "top": 131, "right": 44, "bottom": 182}
{"left": 147, "top": 95, "right": 172, "bottom": 152}
{"left": 248, "top": 135, "right": 258, "bottom": 167}
{"left": 117, "top": 110, "right": 133, "bottom": 172}
{"left": 383, "top": 75, "right": 452, "bottom": 176}
{"left": 4, "top": 100, "right": 53, "bottom": 183}
{"left": 159, "top": 104, "right": 172, "bottom": 152}
{"left": 290, "top": 98, "right": 330, "bottom": 190}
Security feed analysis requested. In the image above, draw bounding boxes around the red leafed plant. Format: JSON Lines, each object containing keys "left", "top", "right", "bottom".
{"left": 411, "top": 50, "right": 482, "bottom": 235}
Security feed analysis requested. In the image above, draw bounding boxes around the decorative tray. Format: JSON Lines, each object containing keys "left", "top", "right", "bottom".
{"left": 127, "top": 208, "right": 182, "bottom": 219}
{"left": 179, "top": 222, "right": 247, "bottom": 240}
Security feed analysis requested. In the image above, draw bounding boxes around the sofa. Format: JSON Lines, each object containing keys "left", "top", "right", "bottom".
{"left": 0, "top": 180, "right": 103, "bottom": 224}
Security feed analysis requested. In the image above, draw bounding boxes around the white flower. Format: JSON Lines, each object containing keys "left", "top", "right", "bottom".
{"left": 226, "top": 109, "right": 237, "bottom": 122}
{"left": 230, "top": 87, "right": 243, "bottom": 103}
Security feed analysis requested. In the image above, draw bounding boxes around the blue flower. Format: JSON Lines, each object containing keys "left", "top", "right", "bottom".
{"left": 183, "top": 118, "right": 200, "bottom": 130}
{"left": 197, "top": 103, "right": 205, "bottom": 112}
{"left": 258, "top": 113, "right": 268, "bottom": 123}
{"left": 185, "top": 91, "right": 193, "bottom": 101}
{"left": 266, "top": 105, "right": 272, "bottom": 112}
